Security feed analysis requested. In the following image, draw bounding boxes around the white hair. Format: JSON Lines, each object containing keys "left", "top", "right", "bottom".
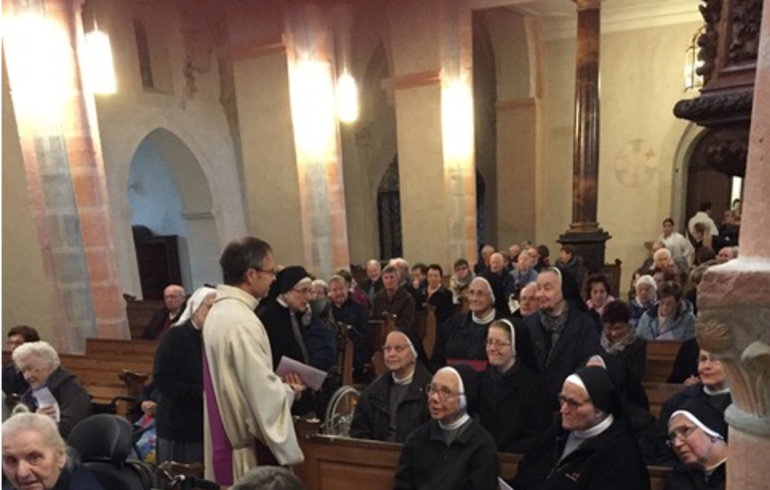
{"left": 12, "top": 341, "right": 60, "bottom": 370}
{"left": 2, "top": 412, "right": 66, "bottom": 453}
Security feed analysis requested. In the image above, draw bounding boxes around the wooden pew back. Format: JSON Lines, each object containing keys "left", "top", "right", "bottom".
{"left": 85, "top": 338, "right": 158, "bottom": 361}
{"left": 295, "top": 434, "right": 670, "bottom": 490}
{"left": 645, "top": 340, "right": 683, "bottom": 383}
{"left": 644, "top": 382, "right": 685, "bottom": 419}
{"left": 125, "top": 299, "right": 165, "bottom": 339}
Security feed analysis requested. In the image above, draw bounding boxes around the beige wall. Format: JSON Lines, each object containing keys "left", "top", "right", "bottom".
{"left": 538, "top": 19, "right": 703, "bottom": 291}
{"left": 2, "top": 63, "right": 55, "bottom": 342}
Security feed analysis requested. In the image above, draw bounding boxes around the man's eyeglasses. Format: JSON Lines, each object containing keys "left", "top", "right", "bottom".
{"left": 666, "top": 426, "right": 698, "bottom": 446}
{"left": 557, "top": 394, "right": 591, "bottom": 410}
{"left": 425, "top": 384, "right": 463, "bottom": 401}
{"left": 252, "top": 266, "right": 277, "bottom": 277}
{"left": 486, "top": 339, "right": 511, "bottom": 349}
{"left": 292, "top": 287, "right": 312, "bottom": 295}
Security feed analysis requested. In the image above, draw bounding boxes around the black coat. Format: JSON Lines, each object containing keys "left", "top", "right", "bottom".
{"left": 664, "top": 462, "right": 725, "bottom": 490}
{"left": 2, "top": 462, "right": 106, "bottom": 490}
{"left": 153, "top": 320, "right": 203, "bottom": 442}
{"left": 141, "top": 306, "right": 185, "bottom": 340}
{"left": 668, "top": 338, "right": 700, "bottom": 384}
{"left": 658, "top": 384, "right": 732, "bottom": 431}
{"left": 478, "top": 362, "right": 553, "bottom": 454}
{"left": 21, "top": 368, "right": 91, "bottom": 439}
{"left": 525, "top": 305, "right": 602, "bottom": 400}
{"left": 512, "top": 418, "right": 650, "bottom": 490}
{"left": 426, "top": 287, "right": 455, "bottom": 327}
{"left": 394, "top": 418, "right": 500, "bottom": 490}
{"left": 431, "top": 311, "right": 505, "bottom": 368}
{"left": 603, "top": 336, "right": 648, "bottom": 383}
{"left": 2, "top": 363, "right": 29, "bottom": 396}
{"left": 349, "top": 362, "right": 432, "bottom": 443}
{"left": 332, "top": 296, "right": 370, "bottom": 368}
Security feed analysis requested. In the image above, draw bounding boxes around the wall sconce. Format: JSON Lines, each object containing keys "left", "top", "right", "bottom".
{"left": 684, "top": 26, "right": 706, "bottom": 92}
{"left": 84, "top": 27, "right": 117, "bottom": 94}
{"left": 336, "top": 72, "right": 358, "bottom": 123}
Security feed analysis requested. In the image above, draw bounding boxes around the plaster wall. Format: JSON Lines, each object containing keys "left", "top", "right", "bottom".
{"left": 1, "top": 64, "right": 55, "bottom": 341}
{"left": 539, "top": 19, "right": 702, "bottom": 290}
{"left": 93, "top": 0, "right": 246, "bottom": 297}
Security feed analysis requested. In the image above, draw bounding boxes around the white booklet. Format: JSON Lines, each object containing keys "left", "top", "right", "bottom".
{"left": 498, "top": 477, "right": 514, "bottom": 490}
{"left": 32, "top": 387, "right": 61, "bottom": 422}
{"left": 275, "top": 356, "right": 327, "bottom": 392}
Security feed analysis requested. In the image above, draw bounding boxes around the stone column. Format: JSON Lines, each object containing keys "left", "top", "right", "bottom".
{"left": 558, "top": 0, "right": 610, "bottom": 273}
{"left": 386, "top": 0, "right": 477, "bottom": 269}
{"left": 3, "top": 0, "right": 129, "bottom": 349}
{"left": 696, "top": 3, "right": 770, "bottom": 489}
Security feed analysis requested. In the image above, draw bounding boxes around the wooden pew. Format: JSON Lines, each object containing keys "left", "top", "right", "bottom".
{"left": 125, "top": 298, "right": 165, "bottom": 339}
{"left": 645, "top": 340, "right": 684, "bottom": 383}
{"left": 295, "top": 434, "right": 671, "bottom": 490}
{"left": 644, "top": 382, "right": 685, "bottom": 419}
{"left": 85, "top": 338, "right": 158, "bottom": 362}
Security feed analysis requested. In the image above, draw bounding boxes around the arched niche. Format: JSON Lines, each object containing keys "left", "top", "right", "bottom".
{"left": 128, "top": 128, "right": 220, "bottom": 296}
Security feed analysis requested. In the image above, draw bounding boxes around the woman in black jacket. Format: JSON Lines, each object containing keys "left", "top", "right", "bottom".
{"left": 478, "top": 319, "right": 552, "bottom": 454}
{"left": 153, "top": 286, "right": 216, "bottom": 464}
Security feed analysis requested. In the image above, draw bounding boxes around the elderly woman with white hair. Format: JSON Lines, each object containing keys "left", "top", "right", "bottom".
{"left": 430, "top": 277, "right": 506, "bottom": 369}
{"left": 153, "top": 286, "right": 217, "bottom": 465}
{"left": 629, "top": 275, "right": 657, "bottom": 327}
{"left": 2, "top": 412, "right": 105, "bottom": 490}
{"left": 393, "top": 364, "right": 499, "bottom": 490}
{"left": 13, "top": 341, "right": 91, "bottom": 439}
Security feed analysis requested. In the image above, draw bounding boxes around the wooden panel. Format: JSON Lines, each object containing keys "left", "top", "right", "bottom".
{"left": 85, "top": 338, "right": 158, "bottom": 361}
{"left": 126, "top": 299, "right": 165, "bottom": 339}
{"left": 644, "top": 382, "right": 685, "bottom": 419}
{"left": 296, "top": 434, "right": 669, "bottom": 490}
{"left": 645, "top": 340, "right": 684, "bottom": 383}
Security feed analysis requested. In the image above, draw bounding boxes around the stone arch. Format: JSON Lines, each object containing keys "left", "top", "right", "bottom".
{"left": 128, "top": 128, "right": 221, "bottom": 295}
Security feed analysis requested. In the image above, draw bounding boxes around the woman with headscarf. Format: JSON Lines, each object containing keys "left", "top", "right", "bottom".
{"left": 153, "top": 286, "right": 216, "bottom": 464}
{"left": 665, "top": 400, "right": 727, "bottom": 490}
{"left": 511, "top": 366, "right": 650, "bottom": 490}
{"left": 430, "top": 277, "right": 506, "bottom": 369}
{"left": 350, "top": 330, "right": 432, "bottom": 443}
{"left": 478, "top": 319, "right": 552, "bottom": 454}
{"left": 393, "top": 364, "right": 500, "bottom": 490}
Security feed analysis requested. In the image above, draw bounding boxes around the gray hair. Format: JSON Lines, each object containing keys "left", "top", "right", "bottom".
{"left": 520, "top": 281, "right": 538, "bottom": 295}
{"left": 231, "top": 466, "right": 305, "bottom": 490}
{"left": 2, "top": 412, "right": 66, "bottom": 453}
{"left": 328, "top": 275, "right": 347, "bottom": 288}
{"left": 12, "top": 341, "right": 60, "bottom": 370}
{"left": 366, "top": 259, "right": 381, "bottom": 271}
{"left": 312, "top": 279, "right": 329, "bottom": 293}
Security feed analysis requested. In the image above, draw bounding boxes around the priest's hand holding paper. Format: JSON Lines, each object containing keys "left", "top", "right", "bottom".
{"left": 283, "top": 372, "right": 307, "bottom": 401}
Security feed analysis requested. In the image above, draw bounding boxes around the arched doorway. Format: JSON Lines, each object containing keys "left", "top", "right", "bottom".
{"left": 128, "top": 128, "right": 220, "bottom": 298}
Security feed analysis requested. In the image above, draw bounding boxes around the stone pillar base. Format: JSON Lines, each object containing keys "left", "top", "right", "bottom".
{"left": 557, "top": 228, "right": 611, "bottom": 274}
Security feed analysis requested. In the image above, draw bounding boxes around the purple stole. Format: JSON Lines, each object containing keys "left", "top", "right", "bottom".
{"left": 202, "top": 350, "right": 280, "bottom": 486}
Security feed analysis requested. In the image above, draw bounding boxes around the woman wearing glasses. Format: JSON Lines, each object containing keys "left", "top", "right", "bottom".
{"left": 393, "top": 364, "right": 499, "bottom": 490}
{"left": 349, "top": 330, "right": 431, "bottom": 443}
{"left": 665, "top": 400, "right": 727, "bottom": 490}
{"left": 510, "top": 366, "right": 649, "bottom": 490}
{"left": 478, "top": 319, "right": 552, "bottom": 454}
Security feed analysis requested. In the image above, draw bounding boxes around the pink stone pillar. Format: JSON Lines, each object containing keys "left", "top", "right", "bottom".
{"left": 696, "top": 4, "right": 770, "bottom": 489}
{"left": 3, "top": 0, "right": 129, "bottom": 349}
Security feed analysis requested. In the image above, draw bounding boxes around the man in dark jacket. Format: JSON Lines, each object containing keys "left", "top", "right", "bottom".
{"left": 2, "top": 325, "right": 40, "bottom": 397}
{"left": 511, "top": 366, "right": 650, "bottom": 490}
{"left": 525, "top": 268, "right": 602, "bottom": 400}
{"left": 329, "top": 275, "right": 370, "bottom": 381}
{"left": 141, "top": 284, "right": 187, "bottom": 340}
{"left": 350, "top": 330, "right": 431, "bottom": 442}
{"left": 371, "top": 265, "right": 415, "bottom": 331}
{"left": 361, "top": 259, "right": 384, "bottom": 304}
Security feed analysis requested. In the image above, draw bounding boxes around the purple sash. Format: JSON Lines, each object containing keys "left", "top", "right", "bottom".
{"left": 202, "top": 352, "right": 235, "bottom": 486}
{"left": 202, "top": 351, "right": 280, "bottom": 486}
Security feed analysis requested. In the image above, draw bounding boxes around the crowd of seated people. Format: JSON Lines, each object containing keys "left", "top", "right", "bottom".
{"left": 2, "top": 217, "right": 741, "bottom": 490}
